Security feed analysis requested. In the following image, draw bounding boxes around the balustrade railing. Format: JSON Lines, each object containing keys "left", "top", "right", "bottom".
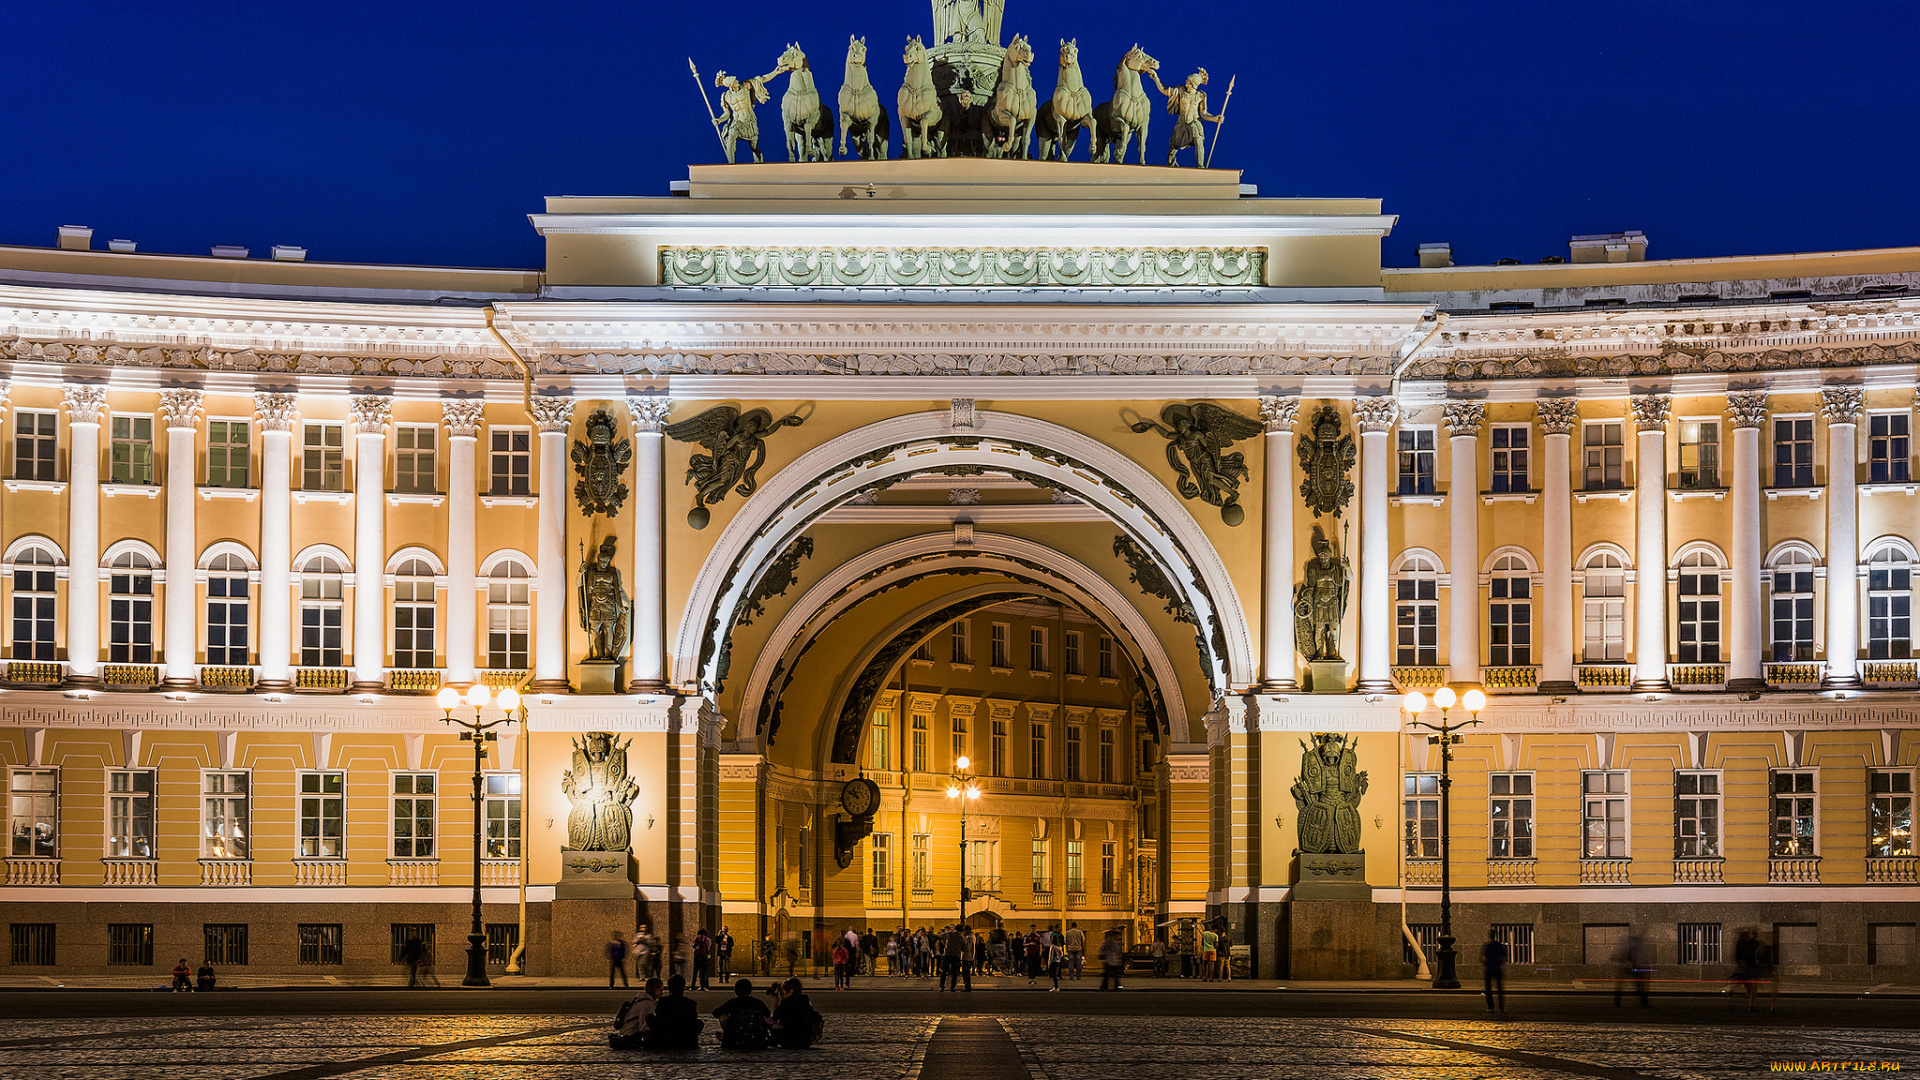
{"left": 481, "top": 860, "right": 522, "bottom": 887}
{"left": 1483, "top": 666, "right": 1540, "bottom": 692}
{"left": 386, "top": 669, "right": 442, "bottom": 695}
{"left": 102, "top": 664, "right": 161, "bottom": 688}
{"left": 1579, "top": 859, "right": 1632, "bottom": 884}
{"left": 1486, "top": 860, "right": 1536, "bottom": 886}
{"left": 199, "top": 860, "right": 252, "bottom": 886}
{"left": 294, "top": 667, "right": 349, "bottom": 692}
{"left": 964, "top": 874, "right": 1001, "bottom": 895}
{"left": 6, "top": 859, "right": 59, "bottom": 885}
{"left": 387, "top": 860, "right": 440, "bottom": 886}
{"left": 1866, "top": 857, "right": 1918, "bottom": 884}
{"left": 293, "top": 860, "right": 348, "bottom": 886}
{"left": 1765, "top": 662, "right": 1824, "bottom": 689}
{"left": 1768, "top": 856, "right": 1821, "bottom": 884}
{"left": 1404, "top": 860, "right": 1441, "bottom": 887}
{"left": 1671, "top": 858, "right": 1724, "bottom": 884}
{"left": 1576, "top": 664, "right": 1633, "bottom": 690}
{"left": 1668, "top": 664, "right": 1727, "bottom": 690}
{"left": 1390, "top": 666, "right": 1445, "bottom": 690}
{"left": 1862, "top": 661, "right": 1919, "bottom": 688}
{"left": 198, "top": 666, "right": 255, "bottom": 691}
{"left": 7, "top": 661, "right": 63, "bottom": 685}
{"left": 102, "top": 859, "right": 158, "bottom": 886}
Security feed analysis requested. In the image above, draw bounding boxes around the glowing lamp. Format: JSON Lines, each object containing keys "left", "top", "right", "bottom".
{"left": 1402, "top": 690, "right": 1427, "bottom": 715}
{"left": 1433, "top": 686, "right": 1457, "bottom": 710}
{"left": 436, "top": 686, "right": 461, "bottom": 710}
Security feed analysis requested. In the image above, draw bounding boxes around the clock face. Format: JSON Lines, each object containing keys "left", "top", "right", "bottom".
{"left": 841, "top": 778, "right": 879, "bottom": 817}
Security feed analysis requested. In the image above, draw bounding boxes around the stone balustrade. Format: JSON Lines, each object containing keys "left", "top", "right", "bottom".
{"left": 1866, "top": 857, "right": 1917, "bottom": 884}
{"left": 1768, "top": 856, "right": 1822, "bottom": 884}
{"left": 1579, "top": 858, "right": 1632, "bottom": 884}
{"left": 102, "top": 859, "right": 158, "bottom": 886}
{"left": 1671, "top": 859, "right": 1725, "bottom": 884}
{"left": 199, "top": 860, "right": 252, "bottom": 886}
{"left": 6, "top": 859, "right": 59, "bottom": 885}
{"left": 293, "top": 860, "right": 348, "bottom": 886}
{"left": 387, "top": 860, "right": 440, "bottom": 886}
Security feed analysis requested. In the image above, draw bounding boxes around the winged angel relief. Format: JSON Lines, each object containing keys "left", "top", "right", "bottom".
{"left": 662, "top": 405, "right": 806, "bottom": 529}
{"left": 1129, "top": 402, "right": 1263, "bottom": 525}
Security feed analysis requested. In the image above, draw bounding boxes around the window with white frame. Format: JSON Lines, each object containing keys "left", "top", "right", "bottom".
{"left": 392, "top": 558, "right": 437, "bottom": 669}
{"left": 1394, "top": 553, "right": 1439, "bottom": 666}
{"left": 107, "top": 770, "right": 155, "bottom": 859}
{"left": 13, "top": 411, "right": 57, "bottom": 481}
{"left": 910, "top": 715, "right": 928, "bottom": 771}
{"left": 9, "top": 769, "right": 58, "bottom": 858}
{"left": 1031, "top": 837, "right": 1050, "bottom": 892}
{"left": 1490, "top": 424, "right": 1529, "bottom": 492}
{"left": 302, "top": 422, "right": 344, "bottom": 491}
{"left": 1674, "top": 771, "right": 1721, "bottom": 858}
{"left": 483, "top": 773, "right": 520, "bottom": 859}
{"left": 1099, "top": 728, "right": 1115, "bottom": 783}
{"left": 108, "top": 552, "right": 155, "bottom": 664}
{"left": 990, "top": 720, "right": 1007, "bottom": 775}
{"left": 869, "top": 710, "right": 890, "bottom": 770}
{"left": 207, "top": 420, "right": 250, "bottom": 487}
{"left": 1064, "top": 631, "right": 1083, "bottom": 675}
{"left": 1100, "top": 840, "right": 1117, "bottom": 893}
{"left": 391, "top": 773, "right": 435, "bottom": 859}
{"left": 1770, "top": 549, "right": 1817, "bottom": 662}
{"left": 109, "top": 415, "right": 154, "bottom": 485}
{"left": 912, "top": 832, "right": 930, "bottom": 890}
{"left": 298, "top": 556, "right": 345, "bottom": 667}
{"left": 205, "top": 553, "right": 251, "bottom": 665}
{"left": 298, "top": 772, "right": 345, "bottom": 858}
{"left": 990, "top": 623, "right": 1009, "bottom": 668}
{"left": 393, "top": 424, "right": 437, "bottom": 493}
{"left": 1489, "top": 773, "right": 1533, "bottom": 859}
{"left": 1029, "top": 626, "right": 1049, "bottom": 672}
{"left": 1773, "top": 417, "right": 1814, "bottom": 487}
{"left": 951, "top": 716, "right": 967, "bottom": 764}
{"left": 1029, "top": 723, "right": 1047, "bottom": 779}
{"left": 1488, "top": 554, "right": 1532, "bottom": 665}
{"left": 1771, "top": 770, "right": 1817, "bottom": 857}
{"left": 1677, "top": 550, "right": 1723, "bottom": 663}
{"left": 1066, "top": 726, "right": 1082, "bottom": 781}
{"left": 1869, "top": 412, "right": 1911, "bottom": 483}
{"left": 11, "top": 545, "right": 59, "bottom": 661}
{"left": 1678, "top": 419, "right": 1720, "bottom": 488}
{"left": 488, "top": 427, "right": 531, "bottom": 495}
{"left": 1065, "top": 838, "right": 1084, "bottom": 893}
{"left": 1583, "top": 421, "right": 1624, "bottom": 489}
{"left": 201, "top": 771, "right": 250, "bottom": 860}
{"left": 486, "top": 560, "right": 531, "bottom": 669}
{"left": 1396, "top": 427, "right": 1436, "bottom": 494}
{"left": 949, "top": 619, "right": 971, "bottom": 664}
{"left": 1869, "top": 770, "right": 1913, "bottom": 859}
{"left": 1097, "top": 636, "right": 1115, "bottom": 679}
{"left": 1582, "top": 770, "right": 1628, "bottom": 859}
{"left": 1404, "top": 774, "right": 1440, "bottom": 858}
{"left": 1867, "top": 546, "right": 1913, "bottom": 659}
{"left": 871, "top": 833, "right": 891, "bottom": 892}
{"left": 796, "top": 827, "right": 810, "bottom": 891}
{"left": 1581, "top": 552, "right": 1627, "bottom": 661}
{"left": 912, "top": 639, "right": 934, "bottom": 661}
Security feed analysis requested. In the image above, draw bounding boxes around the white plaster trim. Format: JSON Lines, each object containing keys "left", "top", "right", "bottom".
{"left": 0, "top": 886, "right": 527, "bottom": 903}
{"left": 386, "top": 492, "right": 446, "bottom": 507}
{"left": 100, "top": 483, "right": 162, "bottom": 499}
{"left": 1480, "top": 491, "right": 1537, "bottom": 505}
{"left": 1765, "top": 486, "right": 1823, "bottom": 501}
{"left": 818, "top": 505, "right": 1110, "bottom": 524}
{"left": 3, "top": 535, "right": 66, "bottom": 564}
{"left": 1860, "top": 482, "right": 1918, "bottom": 496}
{"left": 1668, "top": 488, "right": 1727, "bottom": 502}
{"left": 1574, "top": 490, "right": 1633, "bottom": 503}
{"left": 1387, "top": 884, "right": 1914, "bottom": 903}
{"left": 3, "top": 479, "right": 66, "bottom": 494}
{"left": 197, "top": 486, "right": 260, "bottom": 502}
{"left": 197, "top": 541, "right": 259, "bottom": 571}
{"left": 292, "top": 491, "right": 353, "bottom": 505}
{"left": 385, "top": 546, "right": 447, "bottom": 576}
{"left": 480, "top": 494, "right": 539, "bottom": 508}
{"left": 478, "top": 548, "right": 538, "bottom": 579}
{"left": 1389, "top": 493, "right": 1446, "bottom": 507}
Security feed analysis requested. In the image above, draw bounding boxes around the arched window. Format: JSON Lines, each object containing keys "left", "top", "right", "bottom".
{"left": 1867, "top": 546, "right": 1913, "bottom": 660}
{"left": 298, "top": 555, "right": 345, "bottom": 667}
{"left": 206, "top": 553, "right": 251, "bottom": 665}
{"left": 1488, "top": 554, "right": 1532, "bottom": 666}
{"left": 1393, "top": 553, "right": 1440, "bottom": 666}
{"left": 10, "top": 545, "right": 59, "bottom": 661}
{"left": 1581, "top": 552, "right": 1627, "bottom": 661}
{"left": 108, "top": 552, "right": 155, "bottom": 664}
{"left": 1769, "top": 548, "right": 1816, "bottom": 662}
{"left": 1677, "top": 550, "right": 1723, "bottom": 664}
{"left": 392, "top": 558, "right": 437, "bottom": 669}
{"left": 486, "top": 560, "right": 531, "bottom": 670}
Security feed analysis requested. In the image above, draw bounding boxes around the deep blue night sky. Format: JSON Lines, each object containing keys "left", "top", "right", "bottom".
{"left": 6, "top": 1, "right": 1917, "bottom": 271}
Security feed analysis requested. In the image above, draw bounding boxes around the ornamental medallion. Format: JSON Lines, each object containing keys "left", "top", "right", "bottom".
{"left": 570, "top": 409, "right": 633, "bottom": 517}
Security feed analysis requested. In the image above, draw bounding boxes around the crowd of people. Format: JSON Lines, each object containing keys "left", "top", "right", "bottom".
{"left": 609, "top": 974, "right": 822, "bottom": 1052}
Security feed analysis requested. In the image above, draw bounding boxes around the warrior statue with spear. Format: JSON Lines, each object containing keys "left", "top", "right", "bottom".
{"left": 690, "top": 57, "right": 781, "bottom": 163}
{"left": 1150, "top": 66, "right": 1230, "bottom": 168}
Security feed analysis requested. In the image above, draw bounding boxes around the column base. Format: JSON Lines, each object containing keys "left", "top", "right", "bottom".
{"left": 1536, "top": 680, "right": 1578, "bottom": 695}
{"left": 349, "top": 680, "right": 386, "bottom": 693}
{"left": 530, "top": 678, "right": 573, "bottom": 694}
{"left": 1629, "top": 679, "right": 1670, "bottom": 692}
{"left": 254, "top": 679, "right": 293, "bottom": 693}
{"left": 1821, "top": 674, "right": 1863, "bottom": 690}
{"left": 161, "top": 676, "right": 197, "bottom": 690}
{"left": 629, "top": 679, "right": 669, "bottom": 694}
{"left": 1354, "top": 679, "right": 1396, "bottom": 693}
{"left": 63, "top": 673, "right": 102, "bottom": 689}
{"left": 1726, "top": 678, "right": 1767, "bottom": 693}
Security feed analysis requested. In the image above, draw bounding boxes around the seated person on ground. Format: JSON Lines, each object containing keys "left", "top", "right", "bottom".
{"left": 196, "top": 962, "right": 216, "bottom": 992}
{"left": 712, "top": 978, "right": 772, "bottom": 1050}
{"left": 609, "top": 977, "right": 663, "bottom": 1050}
{"left": 642, "top": 974, "right": 704, "bottom": 1050}
{"left": 769, "top": 977, "right": 823, "bottom": 1048}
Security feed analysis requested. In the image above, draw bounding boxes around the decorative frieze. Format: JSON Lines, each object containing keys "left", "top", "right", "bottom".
{"left": 658, "top": 245, "right": 1267, "bottom": 289}
{"left": 542, "top": 350, "right": 1394, "bottom": 378}
{"left": 1403, "top": 340, "right": 1920, "bottom": 382}
{"left": 1725, "top": 392, "right": 1770, "bottom": 428}
{"left": 442, "top": 399, "right": 485, "bottom": 438}
{"left": 1535, "top": 398, "right": 1577, "bottom": 435}
{"left": 1629, "top": 393, "right": 1671, "bottom": 432}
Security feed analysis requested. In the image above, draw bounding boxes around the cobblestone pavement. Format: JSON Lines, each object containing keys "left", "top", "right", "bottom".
{"left": 2, "top": 1011, "right": 1916, "bottom": 1080}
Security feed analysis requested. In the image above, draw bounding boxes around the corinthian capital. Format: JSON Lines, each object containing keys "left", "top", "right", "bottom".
{"left": 254, "top": 392, "right": 298, "bottom": 433}
{"left": 627, "top": 394, "right": 672, "bottom": 433}
{"left": 63, "top": 384, "right": 108, "bottom": 423}
{"left": 1535, "top": 397, "right": 1578, "bottom": 435}
{"left": 529, "top": 394, "right": 575, "bottom": 433}
{"left": 1442, "top": 400, "right": 1485, "bottom": 438}
{"left": 1819, "top": 386, "right": 1863, "bottom": 426}
{"left": 1725, "top": 392, "right": 1769, "bottom": 429}
{"left": 442, "top": 398, "right": 485, "bottom": 438}
{"left": 1351, "top": 396, "right": 1398, "bottom": 434}
{"left": 348, "top": 394, "right": 392, "bottom": 436}
{"left": 159, "top": 388, "right": 204, "bottom": 430}
{"left": 1629, "top": 394, "right": 1670, "bottom": 432}
{"left": 1258, "top": 395, "right": 1299, "bottom": 432}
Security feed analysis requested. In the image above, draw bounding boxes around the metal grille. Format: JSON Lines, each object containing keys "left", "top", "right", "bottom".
{"left": 9, "top": 923, "right": 54, "bottom": 966}
{"left": 486, "top": 923, "right": 520, "bottom": 966}
{"left": 1678, "top": 922, "right": 1721, "bottom": 965}
{"left": 390, "top": 923, "right": 436, "bottom": 965}
{"left": 298, "top": 924, "right": 342, "bottom": 965}
{"left": 1402, "top": 923, "right": 1439, "bottom": 967}
{"left": 204, "top": 924, "right": 249, "bottom": 966}
{"left": 1492, "top": 923, "right": 1534, "bottom": 964}
{"left": 108, "top": 923, "right": 153, "bottom": 967}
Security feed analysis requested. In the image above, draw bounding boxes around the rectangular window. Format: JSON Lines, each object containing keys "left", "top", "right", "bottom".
{"left": 1065, "top": 839, "right": 1084, "bottom": 893}
{"left": 1772, "top": 770, "right": 1817, "bottom": 857}
{"left": 1490, "top": 424, "right": 1530, "bottom": 493}
{"left": 108, "top": 558, "right": 155, "bottom": 664}
{"left": 910, "top": 715, "right": 928, "bottom": 772}
{"left": 1099, "top": 729, "right": 1115, "bottom": 784}
{"left": 912, "top": 833, "right": 930, "bottom": 890}
{"left": 951, "top": 716, "right": 967, "bottom": 764}
{"left": 108, "top": 770, "right": 155, "bottom": 859}
{"left": 869, "top": 711, "right": 890, "bottom": 770}
{"left": 1773, "top": 417, "right": 1814, "bottom": 487}
{"left": 9, "top": 769, "right": 58, "bottom": 858}
{"left": 1031, "top": 838, "right": 1050, "bottom": 893}
{"left": 204, "top": 924, "right": 249, "bottom": 966}
{"left": 1678, "top": 923, "right": 1722, "bottom": 966}
{"left": 1029, "top": 723, "right": 1048, "bottom": 779}
{"left": 1583, "top": 924, "right": 1628, "bottom": 965}
{"left": 1488, "top": 572, "right": 1532, "bottom": 666}
{"left": 1098, "top": 637, "right": 1115, "bottom": 679}
{"left": 298, "top": 772, "right": 345, "bottom": 859}
{"left": 1674, "top": 772, "right": 1722, "bottom": 858}
{"left": 483, "top": 773, "right": 521, "bottom": 860}
{"left": 393, "top": 424, "right": 437, "bottom": 493}
{"left": 390, "top": 923, "right": 435, "bottom": 965}
{"left": 206, "top": 568, "right": 250, "bottom": 665}
{"left": 872, "top": 833, "right": 892, "bottom": 892}
{"left": 796, "top": 828, "right": 810, "bottom": 891}
{"left": 990, "top": 623, "right": 1009, "bottom": 669}
{"left": 1492, "top": 923, "right": 1534, "bottom": 965}
{"left": 109, "top": 415, "right": 154, "bottom": 485}
{"left": 486, "top": 568, "right": 531, "bottom": 670}
{"left": 1870, "top": 770, "right": 1914, "bottom": 858}
{"left": 299, "top": 924, "right": 343, "bottom": 965}
{"left": 1396, "top": 428, "right": 1436, "bottom": 495}
{"left": 1582, "top": 421, "right": 1624, "bottom": 489}
{"left": 1678, "top": 419, "right": 1721, "bottom": 488}
{"left": 10, "top": 923, "right": 54, "bottom": 966}
{"left": 1066, "top": 727, "right": 1082, "bottom": 781}
{"left": 108, "top": 923, "right": 153, "bottom": 967}
{"left": 773, "top": 825, "right": 786, "bottom": 892}
{"left": 1582, "top": 770, "right": 1628, "bottom": 859}
{"left": 392, "top": 570, "right": 437, "bottom": 669}
{"left": 201, "top": 771, "right": 251, "bottom": 860}
{"left": 12, "top": 550, "right": 58, "bottom": 661}
{"left": 1869, "top": 412, "right": 1912, "bottom": 483}
{"left": 1868, "top": 553, "right": 1912, "bottom": 660}
{"left": 1064, "top": 631, "right": 1083, "bottom": 675}
{"left": 1396, "top": 569, "right": 1438, "bottom": 666}
{"left": 1869, "top": 924, "right": 1915, "bottom": 968}
{"left": 391, "top": 773, "right": 436, "bottom": 859}
{"left": 1677, "top": 561, "right": 1722, "bottom": 663}
{"left": 912, "top": 639, "right": 934, "bottom": 661}
{"left": 1771, "top": 558, "right": 1816, "bottom": 662}
{"left": 1100, "top": 840, "right": 1117, "bottom": 893}
{"left": 13, "top": 411, "right": 57, "bottom": 481}
{"left": 1029, "top": 627, "right": 1049, "bottom": 672}
{"left": 1488, "top": 773, "right": 1533, "bottom": 859}
{"left": 949, "top": 620, "right": 972, "bottom": 664}
{"left": 486, "top": 923, "right": 520, "bottom": 966}
{"left": 1404, "top": 773, "right": 1439, "bottom": 859}
{"left": 489, "top": 427, "right": 531, "bottom": 495}
{"left": 300, "top": 569, "right": 345, "bottom": 668}
{"left": 302, "top": 422, "right": 344, "bottom": 491}
{"left": 991, "top": 720, "right": 1007, "bottom": 775}
{"left": 206, "top": 420, "right": 250, "bottom": 488}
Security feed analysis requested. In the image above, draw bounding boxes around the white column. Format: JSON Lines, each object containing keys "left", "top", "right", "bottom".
{"left": 63, "top": 386, "right": 108, "bottom": 685}
{"left": 1631, "top": 394, "right": 1671, "bottom": 691}
{"left": 160, "top": 389, "right": 203, "bottom": 686}
{"left": 443, "top": 400, "right": 484, "bottom": 686}
{"left": 349, "top": 395, "right": 391, "bottom": 691}
{"left": 531, "top": 395, "right": 575, "bottom": 691}
{"left": 1537, "top": 399, "right": 1577, "bottom": 692}
{"left": 1444, "top": 401, "right": 1484, "bottom": 682}
{"left": 1257, "top": 396, "right": 1299, "bottom": 691}
{"left": 1821, "top": 387, "right": 1864, "bottom": 688}
{"left": 1726, "top": 393, "right": 1769, "bottom": 691}
{"left": 1354, "top": 397, "right": 1398, "bottom": 691}
{"left": 627, "top": 394, "right": 672, "bottom": 692}
{"left": 255, "top": 394, "right": 296, "bottom": 689}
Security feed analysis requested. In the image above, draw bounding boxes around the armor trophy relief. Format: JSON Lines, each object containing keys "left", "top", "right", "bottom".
{"left": 690, "top": 0, "right": 1236, "bottom": 164}
{"left": 558, "top": 732, "right": 641, "bottom": 898}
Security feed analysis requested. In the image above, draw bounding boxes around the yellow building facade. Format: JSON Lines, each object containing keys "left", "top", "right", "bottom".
{"left": 1, "top": 161, "right": 1915, "bottom": 982}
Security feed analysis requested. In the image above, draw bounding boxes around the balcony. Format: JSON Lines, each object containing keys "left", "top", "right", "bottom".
{"left": 1484, "top": 666, "right": 1539, "bottom": 693}
{"left": 1486, "top": 860, "right": 1536, "bottom": 886}
{"left": 1867, "top": 857, "right": 1917, "bottom": 884}
{"left": 1769, "top": 856, "right": 1821, "bottom": 884}
{"left": 1405, "top": 860, "right": 1441, "bottom": 887}
{"left": 1579, "top": 859, "right": 1632, "bottom": 885}
{"left": 1672, "top": 859, "right": 1724, "bottom": 884}
{"left": 5, "top": 859, "right": 59, "bottom": 885}
{"left": 387, "top": 859, "right": 440, "bottom": 886}
{"left": 386, "top": 669, "right": 442, "bottom": 695}
{"left": 870, "top": 888, "right": 895, "bottom": 905}
{"left": 482, "top": 860, "right": 522, "bottom": 887}
{"left": 199, "top": 860, "right": 252, "bottom": 887}
{"left": 481, "top": 669, "right": 529, "bottom": 689}
{"left": 102, "top": 664, "right": 161, "bottom": 689}
{"left": 295, "top": 667, "right": 349, "bottom": 693}
{"left": 293, "top": 860, "right": 348, "bottom": 886}
{"left": 1390, "top": 665, "right": 1445, "bottom": 690}
{"left": 1862, "top": 661, "right": 1919, "bottom": 689}
{"left": 1765, "top": 662, "right": 1824, "bottom": 690}
{"left": 198, "top": 666, "right": 255, "bottom": 692}
{"left": 1668, "top": 664, "right": 1727, "bottom": 691}
{"left": 102, "top": 859, "right": 158, "bottom": 886}
{"left": 1576, "top": 664, "right": 1632, "bottom": 691}
{"left": 7, "top": 661, "right": 63, "bottom": 686}
{"left": 1065, "top": 891, "right": 1088, "bottom": 908}
{"left": 964, "top": 874, "right": 1001, "bottom": 897}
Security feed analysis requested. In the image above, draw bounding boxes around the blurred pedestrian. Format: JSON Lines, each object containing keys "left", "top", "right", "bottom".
{"left": 716, "top": 926, "right": 735, "bottom": 979}
{"left": 1098, "top": 928, "right": 1125, "bottom": 990}
{"left": 1481, "top": 931, "right": 1507, "bottom": 1013}
{"left": 1612, "top": 931, "right": 1651, "bottom": 1008}
{"left": 606, "top": 931, "right": 630, "bottom": 989}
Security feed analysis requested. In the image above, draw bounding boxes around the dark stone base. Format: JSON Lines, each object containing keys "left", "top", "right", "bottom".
{"left": 530, "top": 679, "right": 572, "bottom": 693}
{"left": 1293, "top": 852, "right": 1371, "bottom": 900}
{"left": 557, "top": 850, "right": 637, "bottom": 899}
{"left": 1287, "top": 899, "right": 1377, "bottom": 980}
{"left": 551, "top": 896, "right": 640, "bottom": 978}
{"left": 1536, "top": 680, "right": 1578, "bottom": 695}
{"left": 1726, "top": 678, "right": 1767, "bottom": 693}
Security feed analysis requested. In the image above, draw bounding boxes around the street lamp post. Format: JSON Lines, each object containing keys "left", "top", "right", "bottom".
{"left": 1402, "top": 683, "right": 1485, "bottom": 990}
{"left": 945, "top": 755, "right": 981, "bottom": 925}
{"left": 437, "top": 683, "right": 522, "bottom": 988}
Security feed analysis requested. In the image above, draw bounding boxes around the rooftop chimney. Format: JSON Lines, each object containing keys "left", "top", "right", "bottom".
{"left": 107, "top": 239, "right": 137, "bottom": 253}
{"left": 57, "top": 225, "right": 93, "bottom": 251}
{"left": 211, "top": 245, "right": 249, "bottom": 259}
{"left": 271, "top": 245, "right": 307, "bottom": 261}
{"left": 1569, "top": 231, "right": 1648, "bottom": 264}
{"left": 1417, "top": 242, "right": 1453, "bottom": 269}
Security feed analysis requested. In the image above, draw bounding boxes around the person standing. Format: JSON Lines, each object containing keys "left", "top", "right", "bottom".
{"left": 692, "top": 928, "right": 713, "bottom": 991}
{"left": 605, "top": 931, "right": 630, "bottom": 989}
{"left": 1150, "top": 934, "right": 1167, "bottom": 979}
{"left": 1481, "top": 931, "right": 1508, "bottom": 1013}
{"left": 716, "top": 927, "right": 735, "bottom": 980}
{"left": 1217, "top": 925, "right": 1234, "bottom": 981}
{"left": 1098, "top": 928, "right": 1125, "bottom": 990}
{"left": 634, "top": 924, "right": 655, "bottom": 980}
{"left": 1199, "top": 923, "right": 1219, "bottom": 982}
{"left": 1064, "top": 921, "right": 1085, "bottom": 980}
{"left": 1023, "top": 926, "right": 1042, "bottom": 984}
{"left": 1613, "top": 930, "right": 1651, "bottom": 1008}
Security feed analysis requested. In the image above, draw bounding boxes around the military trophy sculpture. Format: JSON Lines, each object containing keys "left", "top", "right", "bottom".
{"left": 1286, "top": 733, "right": 1376, "bottom": 978}
{"left": 1295, "top": 404, "right": 1358, "bottom": 690}
{"left": 557, "top": 732, "right": 642, "bottom": 898}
